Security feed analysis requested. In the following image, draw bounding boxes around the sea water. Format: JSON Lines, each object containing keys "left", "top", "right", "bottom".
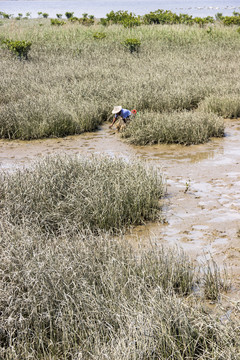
{"left": 0, "top": 0, "right": 240, "bottom": 19}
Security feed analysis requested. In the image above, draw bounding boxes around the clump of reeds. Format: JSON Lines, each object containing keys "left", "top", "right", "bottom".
{"left": 0, "top": 224, "right": 238, "bottom": 359}
{"left": 202, "top": 258, "right": 231, "bottom": 301}
{"left": 198, "top": 95, "right": 240, "bottom": 118}
{"left": 0, "top": 96, "right": 107, "bottom": 140}
{"left": 0, "top": 155, "right": 164, "bottom": 233}
{"left": 122, "top": 110, "right": 224, "bottom": 145}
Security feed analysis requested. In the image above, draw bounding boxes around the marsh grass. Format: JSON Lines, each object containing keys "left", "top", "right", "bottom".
{"left": 202, "top": 258, "right": 231, "bottom": 301}
{"left": 0, "top": 155, "right": 164, "bottom": 233}
{"left": 0, "top": 224, "right": 238, "bottom": 359}
{"left": 0, "top": 21, "right": 240, "bottom": 142}
{"left": 198, "top": 95, "right": 240, "bottom": 118}
{"left": 0, "top": 95, "right": 107, "bottom": 139}
{"left": 122, "top": 110, "right": 224, "bottom": 145}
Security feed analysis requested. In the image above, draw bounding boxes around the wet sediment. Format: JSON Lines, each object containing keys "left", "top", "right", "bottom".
{"left": 1, "top": 119, "right": 240, "bottom": 299}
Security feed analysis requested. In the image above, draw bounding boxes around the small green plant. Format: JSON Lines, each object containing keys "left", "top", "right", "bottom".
{"left": 206, "top": 27, "right": 213, "bottom": 35}
{"left": 123, "top": 38, "right": 141, "bottom": 53}
{"left": 25, "top": 12, "right": 31, "bottom": 18}
{"left": 65, "top": 11, "right": 74, "bottom": 19}
{"left": 56, "top": 13, "right": 62, "bottom": 19}
{"left": 51, "top": 19, "right": 66, "bottom": 26}
{"left": 3, "top": 39, "right": 32, "bottom": 60}
{"left": 37, "top": 11, "right": 42, "bottom": 17}
{"left": 42, "top": 13, "right": 49, "bottom": 19}
{"left": 93, "top": 31, "right": 106, "bottom": 40}
{"left": 1, "top": 12, "right": 12, "bottom": 19}
{"left": 100, "top": 17, "right": 108, "bottom": 26}
{"left": 184, "top": 179, "right": 191, "bottom": 193}
{"left": 69, "top": 16, "right": 79, "bottom": 23}
{"left": 215, "top": 12, "right": 223, "bottom": 21}
{"left": 79, "top": 15, "right": 94, "bottom": 26}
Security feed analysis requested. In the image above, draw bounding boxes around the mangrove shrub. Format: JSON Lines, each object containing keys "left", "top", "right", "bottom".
{"left": 3, "top": 39, "right": 32, "bottom": 60}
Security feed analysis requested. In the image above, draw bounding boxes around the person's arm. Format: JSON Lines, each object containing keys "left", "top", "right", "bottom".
{"left": 109, "top": 115, "right": 117, "bottom": 128}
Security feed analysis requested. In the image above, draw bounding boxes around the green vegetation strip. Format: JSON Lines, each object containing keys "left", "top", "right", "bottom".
{"left": 0, "top": 155, "right": 164, "bottom": 233}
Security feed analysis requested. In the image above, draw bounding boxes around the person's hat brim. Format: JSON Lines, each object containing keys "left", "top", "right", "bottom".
{"left": 112, "top": 106, "right": 122, "bottom": 114}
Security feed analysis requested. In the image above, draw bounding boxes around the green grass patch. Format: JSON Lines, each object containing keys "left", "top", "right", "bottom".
{"left": 0, "top": 155, "right": 164, "bottom": 233}
{"left": 122, "top": 110, "right": 224, "bottom": 145}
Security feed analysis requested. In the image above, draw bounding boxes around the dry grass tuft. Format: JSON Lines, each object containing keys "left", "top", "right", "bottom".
{"left": 0, "top": 224, "right": 239, "bottom": 359}
{"left": 122, "top": 110, "right": 224, "bottom": 145}
{"left": 0, "top": 155, "right": 164, "bottom": 233}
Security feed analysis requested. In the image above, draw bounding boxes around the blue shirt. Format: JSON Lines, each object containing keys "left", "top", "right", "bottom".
{"left": 115, "top": 109, "right": 131, "bottom": 119}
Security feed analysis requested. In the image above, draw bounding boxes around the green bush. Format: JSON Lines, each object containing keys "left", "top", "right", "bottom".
{"left": 222, "top": 15, "right": 240, "bottom": 26}
{"left": 0, "top": 12, "right": 12, "bottom": 19}
{"left": 215, "top": 12, "right": 224, "bottom": 21}
{"left": 143, "top": 9, "right": 180, "bottom": 25}
{"left": 56, "top": 13, "right": 62, "bottom": 19}
{"left": 3, "top": 39, "right": 32, "bottom": 60}
{"left": 51, "top": 18, "right": 66, "bottom": 26}
{"left": 122, "top": 17, "right": 141, "bottom": 28}
{"left": 65, "top": 11, "right": 74, "bottom": 19}
{"left": 104, "top": 10, "right": 141, "bottom": 27}
{"left": 42, "top": 13, "right": 49, "bottom": 19}
{"left": 99, "top": 17, "right": 108, "bottom": 26}
{"left": 79, "top": 16, "right": 94, "bottom": 26}
{"left": 93, "top": 31, "right": 106, "bottom": 39}
{"left": 69, "top": 16, "right": 79, "bottom": 23}
{"left": 123, "top": 38, "right": 141, "bottom": 53}
{"left": 0, "top": 156, "right": 164, "bottom": 233}
{"left": 143, "top": 10, "right": 214, "bottom": 26}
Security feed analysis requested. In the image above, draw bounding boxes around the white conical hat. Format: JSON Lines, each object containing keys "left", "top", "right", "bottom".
{"left": 112, "top": 106, "right": 122, "bottom": 114}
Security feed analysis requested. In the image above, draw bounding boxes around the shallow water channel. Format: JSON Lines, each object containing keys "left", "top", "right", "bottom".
{"left": 1, "top": 119, "right": 240, "bottom": 300}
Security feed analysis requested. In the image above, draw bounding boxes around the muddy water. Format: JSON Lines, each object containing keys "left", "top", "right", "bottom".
{"left": 1, "top": 119, "right": 240, "bottom": 299}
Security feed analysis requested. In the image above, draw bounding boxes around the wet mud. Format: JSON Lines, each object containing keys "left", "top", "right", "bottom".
{"left": 1, "top": 119, "right": 240, "bottom": 300}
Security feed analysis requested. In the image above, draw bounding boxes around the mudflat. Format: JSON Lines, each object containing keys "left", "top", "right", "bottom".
{"left": 1, "top": 119, "right": 240, "bottom": 298}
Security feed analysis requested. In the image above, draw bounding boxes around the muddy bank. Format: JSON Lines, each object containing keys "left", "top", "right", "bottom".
{"left": 1, "top": 119, "right": 240, "bottom": 299}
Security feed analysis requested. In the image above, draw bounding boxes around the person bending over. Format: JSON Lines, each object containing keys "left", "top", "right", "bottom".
{"left": 109, "top": 106, "right": 131, "bottom": 129}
